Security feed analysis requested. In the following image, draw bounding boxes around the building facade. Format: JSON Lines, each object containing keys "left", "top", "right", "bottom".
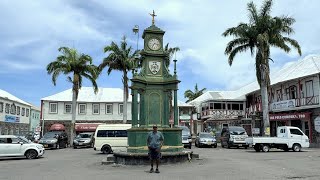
{"left": 0, "top": 89, "right": 31, "bottom": 135}
{"left": 30, "top": 106, "right": 41, "bottom": 132}
{"left": 41, "top": 87, "right": 133, "bottom": 137}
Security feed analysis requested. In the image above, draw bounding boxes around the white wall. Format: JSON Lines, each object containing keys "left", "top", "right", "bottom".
{"left": 42, "top": 101, "right": 132, "bottom": 121}
{"left": 0, "top": 98, "right": 31, "bottom": 124}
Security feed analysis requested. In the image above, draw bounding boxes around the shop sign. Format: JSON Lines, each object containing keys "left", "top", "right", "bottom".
{"left": 314, "top": 116, "right": 320, "bottom": 133}
{"left": 269, "top": 112, "right": 310, "bottom": 121}
{"left": 271, "top": 100, "right": 295, "bottom": 110}
{"left": 75, "top": 123, "right": 100, "bottom": 131}
{"left": 4, "top": 115, "right": 20, "bottom": 123}
{"left": 252, "top": 128, "right": 260, "bottom": 135}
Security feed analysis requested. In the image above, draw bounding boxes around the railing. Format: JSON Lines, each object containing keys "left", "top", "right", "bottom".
{"left": 298, "top": 95, "right": 319, "bottom": 106}
{"left": 201, "top": 109, "right": 245, "bottom": 118}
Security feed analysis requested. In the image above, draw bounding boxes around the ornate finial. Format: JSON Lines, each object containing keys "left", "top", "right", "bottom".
{"left": 149, "top": 10, "right": 157, "bottom": 25}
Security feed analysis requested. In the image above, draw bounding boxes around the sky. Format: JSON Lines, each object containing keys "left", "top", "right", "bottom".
{"left": 1, "top": 0, "right": 320, "bottom": 107}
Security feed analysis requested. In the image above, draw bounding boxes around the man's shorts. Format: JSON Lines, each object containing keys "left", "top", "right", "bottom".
{"left": 148, "top": 147, "right": 161, "bottom": 160}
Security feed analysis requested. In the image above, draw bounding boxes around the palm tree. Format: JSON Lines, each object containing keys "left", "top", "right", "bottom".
{"left": 164, "top": 43, "right": 180, "bottom": 67}
{"left": 222, "top": 0, "right": 301, "bottom": 135}
{"left": 184, "top": 84, "right": 207, "bottom": 103}
{"left": 99, "top": 36, "right": 138, "bottom": 124}
{"left": 47, "top": 47, "right": 99, "bottom": 146}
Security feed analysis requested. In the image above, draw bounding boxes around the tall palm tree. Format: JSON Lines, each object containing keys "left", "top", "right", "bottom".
{"left": 184, "top": 84, "right": 207, "bottom": 103}
{"left": 164, "top": 43, "right": 180, "bottom": 67}
{"left": 99, "top": 36, "right": 138, "bottom": 124}
{"left": 222, "top": 0, "right": 301, "bottom": 135}
{"left": 47, "top": 47, "right": 99, "bottom": 146}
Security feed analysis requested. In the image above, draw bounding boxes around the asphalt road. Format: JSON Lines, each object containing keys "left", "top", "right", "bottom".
{"left": 1, "top": 146, "right": 320, "bottom": 180}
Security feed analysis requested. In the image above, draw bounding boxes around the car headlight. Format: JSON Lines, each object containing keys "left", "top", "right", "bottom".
{"left": 73, "top": 140, "right": 78, "bottom": 143}
{"left": 229, "top": 137, "right": 234, "bottom": 141}
{"left": 84, "top": 140, "right": 90, "bottom": 143}
{"left": 50, "top": 139, "right": 57, "bottom": 143}
{"left": 200, "top": 139, "right": 206, "bottom": 142}
{"left": 36, "top": 145, "right": 44, "bottom": 149}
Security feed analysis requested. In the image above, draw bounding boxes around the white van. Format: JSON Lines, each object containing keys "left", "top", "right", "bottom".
{"left": 93, "top": 124, "right": 131, "bottom": 154}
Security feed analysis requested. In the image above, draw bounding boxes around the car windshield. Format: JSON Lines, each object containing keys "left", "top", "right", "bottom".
{"left": 76, "top": 133, "right": 92, "bottom": 138}
{"left": 18, "top": 136, "right": 30, "bottom": 143}
{"left": 229, "top": 127, "right": 246, "bottom": 135}
{"left": 43, "top": 132, "right": 58, "bottom": 138}
{"left": 200, "top": 133, "right": 213, "bottom": 138}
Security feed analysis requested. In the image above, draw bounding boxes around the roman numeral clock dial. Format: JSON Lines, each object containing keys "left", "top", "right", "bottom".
{"left": 148, "top": 38, "right": 160, "bottom": 50}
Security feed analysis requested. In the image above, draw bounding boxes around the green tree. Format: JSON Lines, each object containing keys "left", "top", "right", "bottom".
{"left": 47, "top": 47, "right": 99, "bottom": 145}
{"left": 99, "top": 36, "right": 138, "bottom": 124}
{"left": 184, "top": 84, "right": 207, "bottom": 103}
{"left": 164, "top": 43, "right": 180, "bottom": 67}
{"left": 222, "top": 0, "right": 301, "bottom": 135}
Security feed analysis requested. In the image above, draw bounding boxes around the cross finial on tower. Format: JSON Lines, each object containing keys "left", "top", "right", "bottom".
{"left": 149, "top": 10, "right": 157, "bottom": 25}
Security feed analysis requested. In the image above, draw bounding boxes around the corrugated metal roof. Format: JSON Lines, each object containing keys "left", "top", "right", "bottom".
{"left": 189, "top": 54, "right": 320, "bottom": 106}
{"left": 42, "top": 87, "right": 132, "bottom": 102}
{"left": 0, "top": 89, "right": 32, "bottom": 106}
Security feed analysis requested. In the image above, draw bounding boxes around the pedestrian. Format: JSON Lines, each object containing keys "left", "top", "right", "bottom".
{"left": 147, "top": 125, "right": 164, "bottom": 173}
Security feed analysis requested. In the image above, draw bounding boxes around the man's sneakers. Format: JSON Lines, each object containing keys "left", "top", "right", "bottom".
{"left": 149, "top": 168, "right": 160, "bottom": 173}
{"left": 149, "top": 168, "right": 154, "bottom": 173}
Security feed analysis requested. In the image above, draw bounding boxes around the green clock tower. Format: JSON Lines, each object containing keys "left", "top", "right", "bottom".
{"left": 127, "top": 11, "right": 182, "bottom": 153}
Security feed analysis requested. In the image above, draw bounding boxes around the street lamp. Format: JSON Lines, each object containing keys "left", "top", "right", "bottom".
{"left": 132, "top": 25, "right": 139, "bottom": 52}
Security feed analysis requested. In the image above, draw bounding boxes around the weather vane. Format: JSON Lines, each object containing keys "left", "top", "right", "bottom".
{"left": 149, "top": 10, "right": 157, "bottom": 25}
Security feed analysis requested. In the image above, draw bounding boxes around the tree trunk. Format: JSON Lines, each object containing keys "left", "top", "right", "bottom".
{"left": 123, "top": 72, "right": 128, "bottom": 124}
{"left": 70, "top": 89, "right": 77, "bottom": 146}
{"left": 261, "top": 81, "right": 270, "bottom": 136}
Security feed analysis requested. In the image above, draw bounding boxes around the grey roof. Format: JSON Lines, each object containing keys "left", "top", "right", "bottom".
{"left": 189, "top": 54, "right": 320, "bottom": 107}
{"left": 0, "top": 89, "right": 32, "bottom": 106}
{"left": 42, "top": 87, "right": 132, "bottom": 102}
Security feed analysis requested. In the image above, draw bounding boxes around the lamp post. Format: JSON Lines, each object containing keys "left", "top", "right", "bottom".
{"left": 132, "top": 25, "right": 139, "bottom": 52}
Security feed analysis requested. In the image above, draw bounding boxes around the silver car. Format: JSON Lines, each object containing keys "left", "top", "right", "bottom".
{"left": 195, "top": 132, "right": 217, "bottom": 148}
{"left": 73, "top": 132, "right": 94, "bottom": 149}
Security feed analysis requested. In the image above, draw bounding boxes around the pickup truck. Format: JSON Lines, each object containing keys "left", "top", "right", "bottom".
{"left": 245, "top": 126, "right": 309, "bottom": 152}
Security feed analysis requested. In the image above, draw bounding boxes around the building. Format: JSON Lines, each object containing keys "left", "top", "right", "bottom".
{"left": 0, "top": 89, "right": 31, "bottom": 135}
{"left": 40, "top": 87, "right": 133, "bottom": 137}
{"left": 30, "top": 106, "right": 41, "bottom": 132}
{"left": 191, "top": 54, "right": 320, "bottom": 146}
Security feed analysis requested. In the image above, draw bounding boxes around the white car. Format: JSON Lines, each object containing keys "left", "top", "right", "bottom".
{"left": 0, "top": 135, "right": 45, "bottom": 159}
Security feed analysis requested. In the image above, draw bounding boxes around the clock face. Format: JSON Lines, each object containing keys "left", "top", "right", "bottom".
{"left": 148, "top": 38, "right": 161, "bottom": 50}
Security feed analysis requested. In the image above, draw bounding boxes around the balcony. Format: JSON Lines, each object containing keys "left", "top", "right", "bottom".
{"left": 201, "top": 109, "right": 245, "bottom": 120}
{"left": 270, "top": 95, "right": 319, "bottom": 111}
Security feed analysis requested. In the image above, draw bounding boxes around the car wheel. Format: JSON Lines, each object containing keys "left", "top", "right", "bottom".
{"left": 101, "top": 145, "right": 112, "bottom": 154}
{"left": 213, "top": 144, "right": 217, "bottom": 148}
{"left": 292, "top": 144, "right": 301, "bottom": 152}
{"left": 25, "top": 150, "right": 38, "bottom": 159}
{"left": 254, "top": 145, "right": 260, "bottom": 152}
{"left": 244, "top": 146, "right": 248, "bottom": 149}
{"left": 261, "top": 144, "right": 270, "bottom": 152}
{"left": 189, "top": 143, "right": 192, "bottom": 149}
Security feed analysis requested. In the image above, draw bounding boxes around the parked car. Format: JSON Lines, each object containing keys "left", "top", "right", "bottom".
{"left": 246, "top": 126, "right": 309, "bottom": 152}
{"left": 195, "top": 132, "right": 217, "bottom": 148}
{"left": 220, "top": 126, "right": 249, "bottom": 149}
{"left": 39, "top": 131, "right": 68, "bottom": 149}
{"left": 73, "top": 132, "right": 94, "bottom": 149}
{"left": 180, "top": 126, "right": 192, "bottom": 149}
{"left": 0, "top": 135, "right": 45, "bottom": 159}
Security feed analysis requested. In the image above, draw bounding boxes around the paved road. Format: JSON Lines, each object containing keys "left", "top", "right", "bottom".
{"left": 1, "top": 146, "right": 320, "bottom": 180}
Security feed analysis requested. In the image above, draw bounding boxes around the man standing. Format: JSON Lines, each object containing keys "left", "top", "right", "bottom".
{"left": 147, "top": 125, "right": 164, "bottom": 173}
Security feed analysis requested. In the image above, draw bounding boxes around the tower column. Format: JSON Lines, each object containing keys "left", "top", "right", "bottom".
{"left": 174, "top": 89, "right": 178, "bottom": 127}
{"left": 132, "top": 89, "right": 138, "bottom": 127}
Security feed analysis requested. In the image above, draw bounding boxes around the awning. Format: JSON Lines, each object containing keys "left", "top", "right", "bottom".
{"left": 75, "top": 123, "right": 101, "bottom": 132}
{"left": 50, "top": 124, "right": 65, "bottom": 131}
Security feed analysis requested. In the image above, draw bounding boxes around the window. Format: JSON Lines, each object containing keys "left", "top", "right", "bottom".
{"left": 10, "top": 104, "right": 16, "bottom": 115}
{"left": 93, "top": 104, "right": 100, "bottom": 114}
{"left": 232, "top": 104, "right": 239, "bottom": 110}
{"left": 21, "top": 108, "right": 25, "bottom": 116}
{"left": 16, "top": 106, "right": 20, "bottom": 115}
{"left": 0, "top": 102, "right": 3, "bottom": 113}
{"left": 78, "top": 104, "right": 86, "bottom": 114}
{"left": 49, "top": 103, "right": 58, "bottom": 113}
{"left": 276, "top": 89, "right": 282, "bottom": 101}
{"left": 214, "top": 103, "right": 222, "bottom": 110}
{"left": 209, "top": 103, "right": 213, "bottom": 109}
{"left": 5, "top": 103, "right": 10, "bottom": 113}
{"left": 289, "top": 85, "right": 297, "bottom": 99}
{"left": 106, "top": 104, "right": 113, "bottom": 114}
{"left": 96, "top": 130, "right": 127, "bottom": 137}
{"left": 64, "top": 103, "right": 72, "bottom": 114}
{"left": 290, "top": 129, "right": 303, "bottom": 136}
{"left": 305, "top": 80, "right": 314, "bottom": 97}
{"left": 119, "top": 104, "right": 123, "bottom": 114}
{"left": 26, "top": 109, "right": 29, "bottom": 117}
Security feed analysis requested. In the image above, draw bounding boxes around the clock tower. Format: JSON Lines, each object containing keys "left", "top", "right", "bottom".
{"left": 127, "top": 11, "right": 182, "bottom": 153}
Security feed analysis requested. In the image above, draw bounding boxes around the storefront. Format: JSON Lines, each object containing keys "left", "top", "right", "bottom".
{"left": 74, "top": 123, "right": 101, "bottom": 134}
{"left": 269, "top": 112, "right": 312, "bottom": 142}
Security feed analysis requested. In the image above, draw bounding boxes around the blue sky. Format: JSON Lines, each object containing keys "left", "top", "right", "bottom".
{"left": 1, "top": 0, "right": 320, "bottom": 107}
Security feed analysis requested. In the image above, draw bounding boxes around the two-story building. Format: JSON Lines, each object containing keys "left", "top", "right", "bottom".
{"left": 0, "top": 89, "right": 31, "bottom": 135}
{"left": 247, "top": 55, "right": 320, "bottom": 146}
{"left": 40, "top": 87, "right": 133, "bottom": 137}
{"left": 30, "top": 106, "right": 41, "bottom": 132}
